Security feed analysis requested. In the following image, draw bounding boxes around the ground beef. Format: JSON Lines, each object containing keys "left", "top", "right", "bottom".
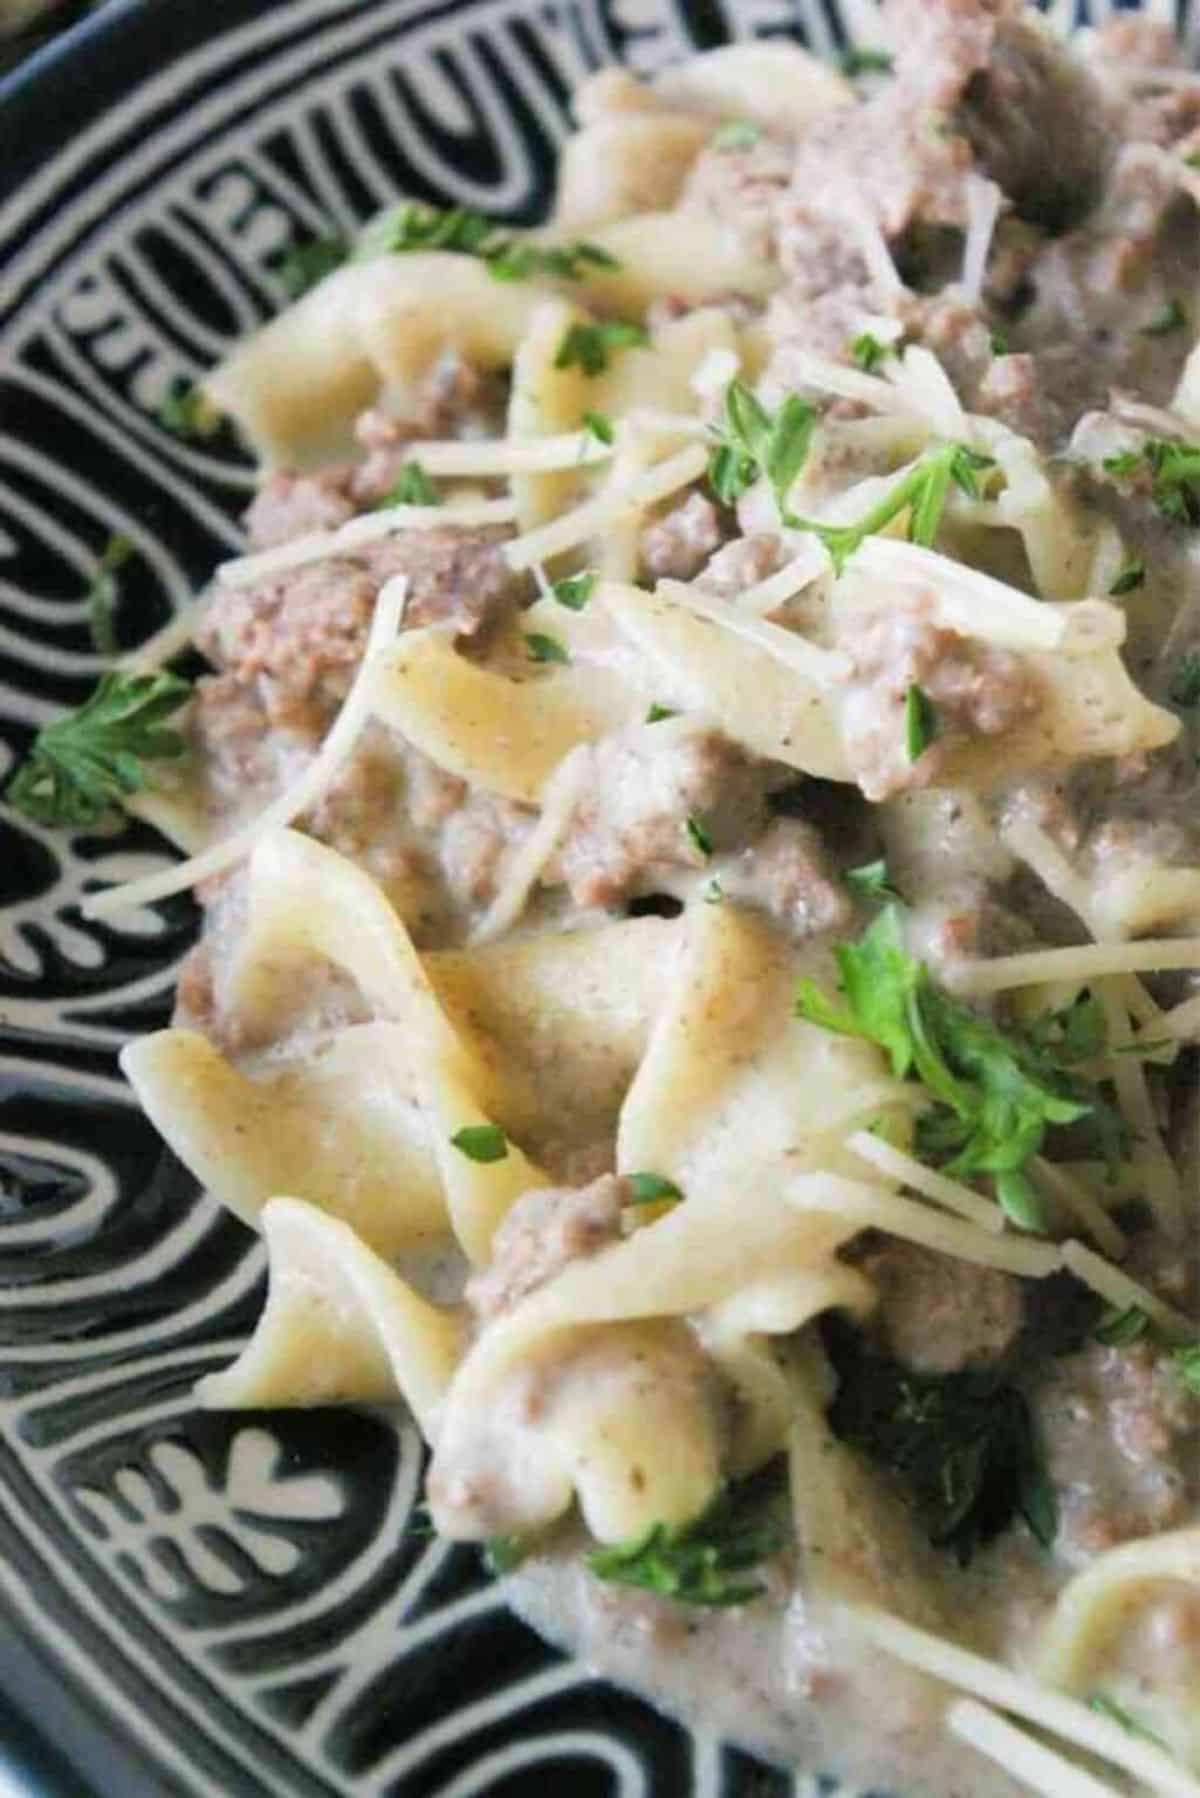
{"left": 901, "top": 292, "right": 995, "bottom": 406}
{"left": 853, "top": 1237, "right": 1024, "bottom": 1373}
{"left": 1037, "top": 1339, "right": 1196, "bottom": 1559}
{"left": 696, "top": 533, "right": 783, "bottom": 600}
{"left": 677, "top": 133, "right": 795, "bottom": 262}
{"left": 639, "top": 490, "right": 726, "bottom": 583}
{"left": 439, "top": 789, "right": 534, "bottom": 910}
{"left": 198, "top": 526, "right": 521, "bottom": 740}
{"left": 975, "top": 351, "right": 1052, "bottom": 443}
{"left": 732, "top": 818, "right": 854, "bottom": 938}
{"left": 466, "top": 1175, "right": 629, "bottom": 1320}
{"left": 837, "top": 597, "right": 1041, "bottom": 802}
{"left": 244, "top": 467, "right": 356, "bottom": 550}
{"left": 349, "top": 351, "right": 507, "bottom": 504}
{"left": 187, "top": 671, "right": 285, "bottom": 796}
{"left": 555, "top": 723, "right": 775, "bottom": 908}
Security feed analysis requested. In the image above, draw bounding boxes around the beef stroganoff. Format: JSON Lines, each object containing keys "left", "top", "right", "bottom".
{"left": 11, "top": 1, "right": 1200, "bottom": 1790}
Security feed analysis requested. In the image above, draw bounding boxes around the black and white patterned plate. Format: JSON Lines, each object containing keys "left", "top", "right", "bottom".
{"left": 0, "top": 0, "right": 1175, "bottom": 1791}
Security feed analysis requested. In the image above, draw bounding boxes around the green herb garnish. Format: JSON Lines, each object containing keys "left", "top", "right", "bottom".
{"left": 846, "top": 859, "right": 902, "bottom": 903}
{"left": 487, "top": 239, "right": 619, "bottom": 283}
{"left": 627, "top": 1171, "right": 684, "bottom": 1205}
{"left": 158, "top": 379, "right": 218, "bottom": 438}
{"left": 839, "top": 45, "right": 894, "bottom": 75}
{"left": 483, "top": 1534, "right": 531, "bottom": 1575}
{"left": 1170, "top": 652, "right": 1200, "bottom": 706}
{"left": 645, "top": 702, "right": 677, "bottom": 723}
{"left": 376, "top": 461, "right": 441, "bottom": 508}
{"left": 685, "top": 814, "right": 714, "bottom": 859}
{"left": 582, "top": 409, "right": 614, "bottom": 446}
{"left": 7, "top": 670, "right": 191, "bottom": 828}
{"left": 795, "top": 908, "right": 1121, "bottom": 1225}
{"left": 706, "top": 379, "right": 816, "bottom": 516}
{"left": 1088, "top": 1694, "right": 1168, "bottom": 1748}
{"left": 450, "top": 1124, "right": 508, "bottom": 1163}
{"left": 1094, "top": 1305, "right": 1151, "bottom": 1347}
{"left": 711, "top": 119, "right": 763, "bottom": 152}
{"left": 554, "top": 320, "right": 648, "bottom": 377}
{"left": 826, "top": 1324, "right": 1056, "bottom": 1563}
{"left": 1141, "top": 298, "right": 1188, "bottom": 338}
{"left": 788, "top": 442, "right": 995, "bottom": 573}
{"left": 1109, "top": 560, "right": 1145, "bottom": 596}
{"left": 276, "top": 234, "right": 347, "bottom": 298}
{"left": 552, "top": 569, "right": 595, "bottom": 610}
{"left": 524, "top": 631, "right": 569, "bottom": 665}
{"left": 355, "top": 202, "right": 500, "bottom": 261}
{"left": 1173, "top": 1344, "right": 1200, "bottom": 1397}
{"left": 850, "top": 332, "right": 891, "bottom": 373}
{"left": 87, "top": 532, "right": 134, "bottom": 657}
{"left": 1103, "top": 438, "right": 1200, "bottom": 525}
{"left": 586, "top": 1487, "right": 783, "bottom": 1607}
{"left": 990, "top": 331, "right": 1010, "bottom": 356}
{"left": 904, "top": 683, "right": 939, "bottom": 762}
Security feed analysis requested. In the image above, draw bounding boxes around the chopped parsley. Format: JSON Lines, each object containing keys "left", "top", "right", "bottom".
{"left": 1173, "top": 1344, "right": 1200, "bottom": 1398}
{"left": 627, "top": 1171, "right": 683, "bottom": 1206}
{"left": 554, "top": 319, "right": 648, "bottom": 377}
{"left": 850, "top": 331, "right": 891, "bottom": 373}
{"left": 685, "top": 813, "right": 714, "bottom": 859}
{"left": 795, "top": 908, "right": 1124, "bottom": 1228}
{"left": 706, "top": 379, "right": 816, "bottom": 516}
{"left": 7, "top": 670, "right": 191, "bottom": 828}
{"left": 449, "top": 1124, "right": 508, "bottom": 1163}
{"left": 904, "top": 682, "right": 939, "bottom": 762}
{"left": 703, "top": 877, "right": 725, "bottom": 904}
{"left": 1109, "top": 560, "right": 1145, "bottom": 596}
{"left": 276, "top": 234, "right": 347, "bottom": 298}
{"left": 486, "top": 239, "right": 619, "bottom": 283}
{"left": 376, "top": 461, "right": 441, "bottom": 508}
{"left": 825, "top": 1322, "right": 1056, "bottom": 1563}
{"left": 586, "top": 1484, "right": 784, "bottom": 1607}
{"left": 483, "top": 1534, "right": 531, "bottom": 1575}
{"left": 990, "top": 330, "right": 1010, "bottom": 356}
{"left": 524, "top": 631, "right": 569, "bottom": 665}
{"left": 1094, "top": 1304, "right": 1151, "bottom": 1347}
{"left": 87, "top": 532, "right": 134, "bottom": 657}
{"left": 158, "top": 379, "right": 218, "bottom": 438}
{"left": 1088, "top": 1694, "right": 1168, "bottom": 1748}
{"left": 1169, "top": 652, "right": 1200, "bottom": 707}
{"left": 711, "top": 119, "right": 763, "bottom": 152}
{"left": 788, "top": 442, "right": 995, "bottom": 573}
{"left": 846, "top": 858, "right": 902, "bottom": 903}
{"left": 645, "top": 702, "right": 677, "bottom": 723}
{"left": 839, "top": 45, "right": 894, "bottom": 76}
{"left": 552, "top": 569, "right": 595, "bottom": 611}
{"left": 1103, "top": 438, "right": 1200, "bottom": 525}
{"left": 581, "top": 409, "right": 614, "bottom": 446}
{"left": 1141, "top": 298, "right": 1188, "bottom": 338}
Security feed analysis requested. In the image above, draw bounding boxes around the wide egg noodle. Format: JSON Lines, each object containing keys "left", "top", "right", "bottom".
{"left": 507, "top": 295, "right": 596, "bottom": 535}
{"left": 196, "top": 1196, "right": 464, "bottom": 1430}
{"left": 221, "top": 829, "right": 554, "bottom": 1263}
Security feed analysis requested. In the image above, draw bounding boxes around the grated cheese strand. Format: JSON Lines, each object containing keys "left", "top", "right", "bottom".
{"left": 81, "top": 578, "right": 410, "bottom": 919}
{"left": 847, "top": 1604, "right": 1200, "bottom": 1798}
{"left": 947, "top": 1699, "right": 1124, "bottom": 1798}
{"left": 845, "top": 1129, "right": 1004, "bottom": 1233}
{"left": 653, "top": 578, "right": 852, "bottom": 685}
{"left": 216, "top": 498, "right": 517, "bottom": 590}
{"left": 738, "top": 545, "right": 831, "bottom": 616}
{"left": 956, "top": 938, "right": 1200, "bottom": 995}
{"left": 416, "top": 431, "right": 613, "bottom": 476}
{"left": 1062, "top": 1239, "right": 1194, "bottom": 1341}
{"left": 849, "top": 537, "right": 1068, "bottom": 652}
{"left": 504, "top": 443, "right": 708, "bottom": 571}
{"left": 785, "top": 1173, "right": 1063, "bottom": 1277}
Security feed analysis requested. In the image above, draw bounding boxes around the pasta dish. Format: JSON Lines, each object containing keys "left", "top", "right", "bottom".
{"left": 11, "top": 0, "right": 1200, "bottom": 1789}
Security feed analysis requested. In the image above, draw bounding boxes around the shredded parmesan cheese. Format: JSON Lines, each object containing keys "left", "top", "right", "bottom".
{"left": 738, "top": 545, "right": 831, "bottom": 616}
{"left": 690, "top": 346, "right": 740, "bottom": 399}
{"left": 785, "top": 1174, "right": 1063, "bottom": 1277}
{"left": 845, "top": 1129, "right": 1004, "bottom": 1233}
{"left": 469, "top": 750, "right": 588, "bottom": 945}
{"left": 956, "top": 938, "right": 1200, "bottom": 995}
{"left": 81, "top": 578, "right": 410, "bottom": 919}
{"left": 960, "top": 175, "right": 1003, "bottom": 306}
{"left": 504, "top": 443, "right": 708, "bottom": 571}
{"left": 848, "top": 538, "right": 1069, "bottom": 652}
{"left": 780, "top": 348, "right": 921, "bottom": 414}
{"left": 846, "top": 1605, "right": 1200, "bottom": 1798}
{"left": 886, "top": 345, "right": 966, "bottom": 439}
{"left": 216, "top": 498, "right": 517, "bottom": 590}
{"left": 416, "top": 431, "right": 613, "bottom": 476}
{"left": 1061, "top": 1239, "right": 1194, "bottom": 1341}
{"left": 947, "top": 1699, "right": 1124, "bottom": 1798}
{"left": 1029, "top": 1157, "right": 1126, "bottom": 1260}
{"left": 654, "top": 578, "right": 851, "bottom": 685}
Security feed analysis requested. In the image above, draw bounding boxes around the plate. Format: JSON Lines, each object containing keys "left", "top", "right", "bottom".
{"left": 0, "top": 1, "right": 1166, "bottom": 1794}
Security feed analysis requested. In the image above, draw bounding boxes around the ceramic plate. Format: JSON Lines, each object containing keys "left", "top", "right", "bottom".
{"left": 0, "top": 0, "right": 1172, "bottom": 1792}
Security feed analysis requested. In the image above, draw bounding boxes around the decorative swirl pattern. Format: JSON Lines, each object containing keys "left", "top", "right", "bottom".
{"left": 0, "top": 0, "right": 1177, "bottom": 1791}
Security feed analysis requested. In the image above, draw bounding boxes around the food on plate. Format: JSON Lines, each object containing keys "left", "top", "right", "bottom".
{"left": 10, "top": 1, "right": 1200, "bottom": 1791}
